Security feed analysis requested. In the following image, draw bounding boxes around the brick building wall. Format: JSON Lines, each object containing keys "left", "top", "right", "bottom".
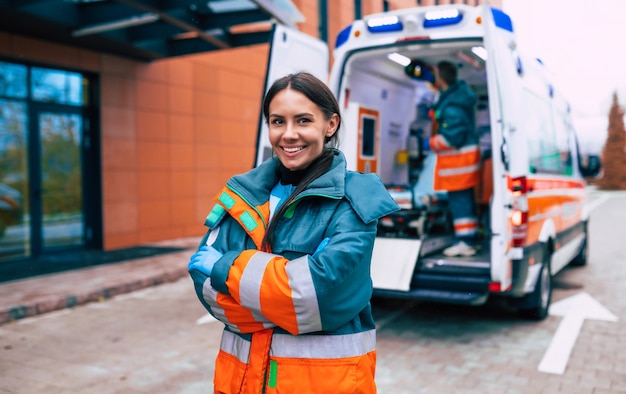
{"left": 0, "top": 34, "right": 268, "bottom": 249}
{"left": 0, "top": 0, "right": 500, "bottom": 251}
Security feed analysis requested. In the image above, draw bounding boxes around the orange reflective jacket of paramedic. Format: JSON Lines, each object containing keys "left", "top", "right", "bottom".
{"left": 429, "top": 80, "right": 481, "bottom": 192}
{"left": 189, "top": 150, "right": 399, "bottom": 394}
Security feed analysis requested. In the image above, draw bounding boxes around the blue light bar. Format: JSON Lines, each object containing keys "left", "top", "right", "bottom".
{"left": 423, "top": 9, "right": 463, "bottom": 28}
{"left": 491, "top": 7, "right": 513, "bottom": 32}
{"left": 335, "top": 24, "right": 352, "bottom": 48}
{"left": 367, "top": 16, "right": 403, "bottom": 33}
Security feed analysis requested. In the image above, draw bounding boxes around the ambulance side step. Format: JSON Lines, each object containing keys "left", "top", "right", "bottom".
{"left": 373, "top": 287, "right": 489, "bottom": 305}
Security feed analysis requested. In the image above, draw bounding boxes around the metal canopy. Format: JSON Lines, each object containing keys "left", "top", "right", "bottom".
{"left": 0, "top": 0, "right": 304, "bottom": 62}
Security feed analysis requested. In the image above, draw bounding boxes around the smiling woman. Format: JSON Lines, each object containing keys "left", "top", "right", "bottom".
{"left": 266, "top": 82, "right": 339, "bottom": 171}
{"left": 187, "top": 72, "right": 399, "bottom": 393}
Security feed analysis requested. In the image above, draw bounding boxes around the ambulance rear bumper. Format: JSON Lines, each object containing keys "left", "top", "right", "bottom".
{"left": 373, "top": 271, "right": 491, "bottom": 306}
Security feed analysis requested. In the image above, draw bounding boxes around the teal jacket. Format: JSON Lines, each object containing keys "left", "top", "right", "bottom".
{"left": 189, "top": 149, "right": 399, "bottom": 393}
{"left": 432, "top": 80, "right": 477, "bottom": 148}
{"left": 192, "top": 148, "right": 399, "bottom": 336}
{"left": 429, "top": 80, "right": 481, "bottom": 191}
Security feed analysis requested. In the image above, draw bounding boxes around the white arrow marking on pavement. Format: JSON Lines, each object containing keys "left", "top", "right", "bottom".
{"left": 538, "top": 292, "right": 618, "bottom": 375}
{"left": 196, "top": 313, "right": 217, "bottom": 325}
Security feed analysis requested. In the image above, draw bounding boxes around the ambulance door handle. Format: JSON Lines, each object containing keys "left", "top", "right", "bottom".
{"left": 500, "top": 138, "right": 509, "bottom": 171}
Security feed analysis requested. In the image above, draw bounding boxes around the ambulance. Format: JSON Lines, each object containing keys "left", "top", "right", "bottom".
{"left": 254, "top": 4, "right": 601, "bottom": 320}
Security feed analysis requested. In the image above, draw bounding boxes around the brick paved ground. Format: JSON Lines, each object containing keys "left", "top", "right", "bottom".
{"left": 0, "top": 191, "right": 624, "bottom": 393}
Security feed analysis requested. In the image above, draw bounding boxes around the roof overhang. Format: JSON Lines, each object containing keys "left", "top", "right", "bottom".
{"left": 0, "top": 0, "right": 304, "bottom": 62}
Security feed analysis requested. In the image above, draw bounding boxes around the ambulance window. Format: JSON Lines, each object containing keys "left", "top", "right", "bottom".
{"left": 553, "top": 111, "right": 573, "bottom": 176}
{"left": 361, "top": 116, "right": 376, "bottom": 158}
{"left": 523, "top": 90, "right": 560, "bottom": 175}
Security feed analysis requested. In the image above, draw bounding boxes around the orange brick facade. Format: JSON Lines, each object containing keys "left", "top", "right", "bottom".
{"left": 0, "top": 0, "right": 492, "bottom": 251}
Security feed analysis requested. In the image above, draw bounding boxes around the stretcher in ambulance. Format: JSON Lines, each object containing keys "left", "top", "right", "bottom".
{"left": 255, "top": 4, "right": 601, "bottom": 320}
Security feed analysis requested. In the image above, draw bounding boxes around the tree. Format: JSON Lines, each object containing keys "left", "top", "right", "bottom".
{"left": 596, "top": 92, "right": 626, "bottom": 190}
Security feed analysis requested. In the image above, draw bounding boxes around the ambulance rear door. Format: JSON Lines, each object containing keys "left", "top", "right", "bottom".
{"left": 255, "top": 24, "right": 329, "bottom": 167}
{"left": 481, "top": 6, "right": 525, "bottom": 291}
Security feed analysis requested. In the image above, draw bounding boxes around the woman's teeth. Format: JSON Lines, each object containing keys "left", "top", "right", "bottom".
{"left": 283, "top": 147, "right": 304, "bottom": 153}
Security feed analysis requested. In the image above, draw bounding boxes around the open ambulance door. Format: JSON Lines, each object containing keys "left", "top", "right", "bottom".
{"left": 482, "top": 6, "right": 525, "bottom": 291}
{"left": 254, "top": 24, "right": 329, "bottom": 167}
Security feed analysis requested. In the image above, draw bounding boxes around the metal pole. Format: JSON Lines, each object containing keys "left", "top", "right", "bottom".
{"left": 354, "top": 0, "right": 362, "bottom": 19}
{"left": 319, "top": 0, "right": 328, "bottom": 43}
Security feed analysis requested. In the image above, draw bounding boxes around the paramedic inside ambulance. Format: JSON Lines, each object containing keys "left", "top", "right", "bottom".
{"left": 428, "top": 60, "right": 481, "bottom": 257}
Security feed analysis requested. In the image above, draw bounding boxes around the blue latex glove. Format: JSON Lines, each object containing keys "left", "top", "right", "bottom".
{"left": 314, "top": 238, "right": 330, "bottom": 254}
{"left": 188, "top": 246, "right": 223, "bottom": 276}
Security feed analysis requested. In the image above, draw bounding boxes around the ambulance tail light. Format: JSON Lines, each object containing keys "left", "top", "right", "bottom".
{"left": 510, "top": 176, "right": 528, "bottom": 248}
{"left": 489, "top": 282, "right": 511, "bottom": 292}
{"left": 380, "top": 217, "right": 394, "bottom": 228}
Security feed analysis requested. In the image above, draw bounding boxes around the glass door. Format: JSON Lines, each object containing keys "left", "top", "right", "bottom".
{"left": 0, "top": 63, "right": 30, "bottom": 262}
{"left": 0, "top": 60, "right": 101, "bottom": 274}
{"left": 35, "top": 110, "right": 85, "bottom": 252}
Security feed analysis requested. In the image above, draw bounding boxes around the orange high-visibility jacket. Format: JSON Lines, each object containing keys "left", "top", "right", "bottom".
{"left": 429, "top": 80, "right": 481, "bottom": 192}
{"left": 189, "top": 150, "right": 399, "bottom": 394}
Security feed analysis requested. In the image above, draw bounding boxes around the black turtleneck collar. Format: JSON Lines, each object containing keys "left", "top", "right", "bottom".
{"left": 278, "top": 164, "right": 309, "bottom": 185}
{"left": 277, "top": 150, "right": 332, "bottom": 186}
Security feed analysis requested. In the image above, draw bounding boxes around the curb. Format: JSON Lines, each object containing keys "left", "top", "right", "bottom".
{"left": 0, "top": 266, "right": 189, "bottom": 325}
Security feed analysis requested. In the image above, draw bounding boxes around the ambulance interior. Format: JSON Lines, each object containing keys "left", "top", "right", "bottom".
{"left": 337, "top": 40, "right": 492, "bottom": 256}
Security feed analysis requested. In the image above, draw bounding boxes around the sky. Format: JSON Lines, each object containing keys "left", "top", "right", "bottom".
{"left": 501, "top": 0, "right": 625, "bottom": 153}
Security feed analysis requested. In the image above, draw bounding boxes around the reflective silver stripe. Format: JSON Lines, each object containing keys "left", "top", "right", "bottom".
{"left": 454, "top": 217, "right": 478, "bottom": 236}
{"left": 439, "top": 163, "right": 481, "bottom": 176}
{"left": 220, "top": 330, "right": 251, "bottom": 363}
{"left": 202, "top": 278, "right": 242, "bottom": 334}
{"left": 239, "top": 252, "right": 274, "bottom": 327}
{"left": 285, "top": 256, "right": 322, "bottom": 333}
{"left": 205, "top": 226, "right": 220, "bottom": 246}
{"left": 453, "top": 218, "right": 478, "bottom": 226}
{"left": 456, "top": 227, "right": 477, "bottom": 236}
{"left": 437, "top": 144, "right": 479, "bottom": 156}
{"left": 201, "top": 225, "right": 247, "bottom": 333}
{"left": 270, "top": 330, "right": 376, "bottom": 358}
{"left": 432, "top": 135, "right": 452, "bottom": 150}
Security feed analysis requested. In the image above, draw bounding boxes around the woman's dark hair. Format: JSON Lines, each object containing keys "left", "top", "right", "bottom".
{"left": 436, "top": 61, "right": 458, "bottom": 86}
{"left": 261, "top": 72, "right": 341, "bottom": 252}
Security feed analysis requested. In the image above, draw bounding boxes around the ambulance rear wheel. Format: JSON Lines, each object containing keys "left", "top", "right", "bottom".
{"left": 519, "top": 251, "right": 552, "bottom": 321}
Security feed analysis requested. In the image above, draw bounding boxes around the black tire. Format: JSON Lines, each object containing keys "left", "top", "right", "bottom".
{"left": 569, "top": 222, "right": 588, "bottom": 267}
{"left": 519, "top": 248, "right": 552, "bottom": 320}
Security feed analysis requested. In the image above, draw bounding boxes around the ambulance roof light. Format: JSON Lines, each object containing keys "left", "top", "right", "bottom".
{"left": 335, "top": 24, "right": 352, "bottom": 48}
{"left": 423, "top": 8, "right": 463, "bottom": 28}
{"left": 367, "top": 16, "right": 403, "bottom": 33}
{"left": 490, "top": 7, "right": 513, "bottom": 32}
